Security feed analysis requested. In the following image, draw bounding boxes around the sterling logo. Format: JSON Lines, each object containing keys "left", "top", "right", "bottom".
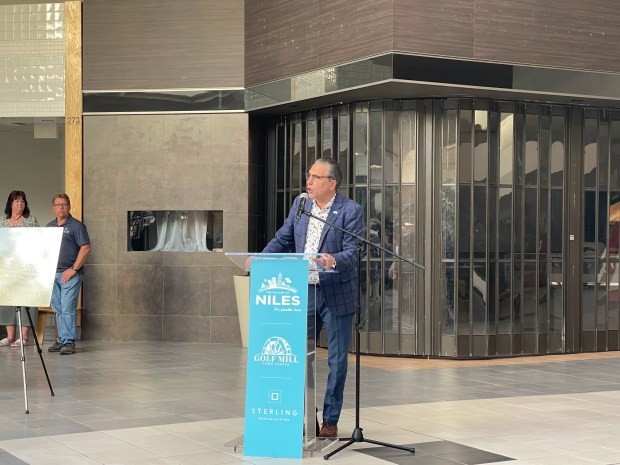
{"left": 250, "top": 407, "right": 298, "bottom": 421}
{"left": 253, "top": 336, "right": 299, "bottom": 366}
{"left": 249, "top": 390, "right": 298, "bottom": 422}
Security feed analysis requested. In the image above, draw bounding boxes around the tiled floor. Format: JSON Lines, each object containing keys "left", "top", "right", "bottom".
{"left": 1, "top": 337, "right": 620, "bottom": 465}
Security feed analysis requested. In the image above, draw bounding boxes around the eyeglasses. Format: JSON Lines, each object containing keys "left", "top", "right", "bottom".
{"left": 305, "top": 171, "right": 334, "bottom": 182}
{"left": 53, "top": 203, "right": 69, "bottom": 208}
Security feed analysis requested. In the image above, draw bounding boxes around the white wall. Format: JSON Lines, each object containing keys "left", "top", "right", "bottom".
{"left": 0, "top": 128, "right": 64, "bottom": 223}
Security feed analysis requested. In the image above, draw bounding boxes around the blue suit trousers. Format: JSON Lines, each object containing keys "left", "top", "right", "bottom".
{"left": 308, "top": 286, "right": 354, "bottom": 425}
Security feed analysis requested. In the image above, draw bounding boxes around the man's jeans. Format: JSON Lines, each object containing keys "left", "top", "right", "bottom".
{"left": 50, "top": 272, "right": 82, "bottom": 344}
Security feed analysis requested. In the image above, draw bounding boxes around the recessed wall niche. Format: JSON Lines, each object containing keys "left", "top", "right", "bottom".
{"left": 127, "top": 210, "right": 223, "bottom": 252}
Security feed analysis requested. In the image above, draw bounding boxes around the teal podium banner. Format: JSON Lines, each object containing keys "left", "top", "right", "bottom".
{"left": 243, "top": 258, "right": 309, "bottom": 459}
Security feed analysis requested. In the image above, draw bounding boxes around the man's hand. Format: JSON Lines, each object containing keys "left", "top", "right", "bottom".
{"left": 315, "top": 253, "right": 336, "bottom": 269}
{"left": 61, "top": 268, "right": 77, "bottom": 283}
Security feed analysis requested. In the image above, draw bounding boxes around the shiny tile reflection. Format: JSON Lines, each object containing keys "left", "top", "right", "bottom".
{"left": 0, "top": 340, "right": 619, "bottom": 464}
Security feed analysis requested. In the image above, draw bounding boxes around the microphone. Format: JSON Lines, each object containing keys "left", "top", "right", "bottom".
{"left": 296, "top": 193, "right": 309, "bottom": 219}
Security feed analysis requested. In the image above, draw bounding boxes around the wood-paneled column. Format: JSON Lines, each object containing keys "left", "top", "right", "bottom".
{"left": 65, "top": 1, "right": 82, "bottom": 219}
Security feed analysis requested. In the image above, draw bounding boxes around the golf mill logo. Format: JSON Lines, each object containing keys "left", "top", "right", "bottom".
{"left": 253, "top": 336, "right": 299, "bottom": 366}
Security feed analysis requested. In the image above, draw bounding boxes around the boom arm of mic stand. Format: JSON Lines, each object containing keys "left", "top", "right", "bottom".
{"left": 300, "top": 210, "right": 425, "bottom": 271}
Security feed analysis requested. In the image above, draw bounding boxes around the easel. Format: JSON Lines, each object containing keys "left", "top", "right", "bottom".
{"left": 0, "top": 227, "right": 63, "bottom": 413}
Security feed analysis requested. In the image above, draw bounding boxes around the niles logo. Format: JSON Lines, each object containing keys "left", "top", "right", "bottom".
{"left": 255, "top": 294, "right": 301, "bottom": 306}
{"left": 258, "top": 273, "right": 298, "bottom": 293}
{"left": 253, "top": 337, "right": 299, "bottom": 366}
{"left": 255, "top": 273, "right": 301, "bottom": 307}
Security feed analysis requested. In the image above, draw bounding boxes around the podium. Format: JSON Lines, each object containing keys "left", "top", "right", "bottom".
{"left": 226, "top": 252, "right": 337, "bottom": 458}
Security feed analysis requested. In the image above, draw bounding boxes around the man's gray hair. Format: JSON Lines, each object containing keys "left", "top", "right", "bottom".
{"left": 315, "top": 158, "right": 343, "bottom": 189}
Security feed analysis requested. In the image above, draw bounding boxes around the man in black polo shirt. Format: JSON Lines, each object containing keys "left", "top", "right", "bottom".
{"left": 47, "top": 193, "right": 91, "bottom": 355}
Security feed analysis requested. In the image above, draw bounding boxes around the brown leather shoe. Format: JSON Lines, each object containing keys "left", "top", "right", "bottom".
{"left": 319, "top": 421, "right": 338, "bottom": 438}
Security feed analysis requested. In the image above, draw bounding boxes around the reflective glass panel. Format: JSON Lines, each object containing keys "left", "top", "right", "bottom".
{"left": 457, "top": 261, "right": 471, "bottom": 335}
{"left": 549, "top": 261, "right": 564, "bottom": 333}
{"left": 611, "top": 118, "right": 620, "bottom": 189}
{"left": 583, "top": 118, "right": 598, "bottom": 189}
{"left": 338, "top": 113, "right": 350, "bottom": 183}
{"left": 369, "top": 109, "right": 383, "bottom": 184}
{"left": 522, "top": 261, "right": 537, "bottom": 332}
{"left": 322, "top": 116, "right": 333, "bottom": 158}
{"left": 384, "top": 110, "right": 395, "bottom": 183}
{"left": 277, "top": 125, "right": 285, "bottom": 189}
{"left": 306, "top": 119, "right": 317, "bottom": 165}
{"left": 353, "top": 108, "right": 368, "bottom": 184}
{"left": 400, "top": 184, "right": 416, "bottom": 270}
{"left": 599, "top": 119, "right": 609, "bottom": 188}
{"left": 442, "top": 186, "right": 456, "bottom": 259}
{"left": 524, "top": 187, "right": 538, "bottom": 259}
{"left": 271, "top": 98, "right": 573, "bottom": 357}
{"left": 498, "top": 261, "right": 512, "bottom": 334}
{"left": 498, "top": 187, "right": 513, "bottom": 259}
{"left": 400, "top": 271, "right": 416, "bottom": 335}
{"left": 291, "top": 122, "right": 302, "bottom": 188}
{"left": 499, "top": 113, "right": 514, "bottom": 185}
{"left": 538, "top": 261, "right": 549, "bottom": 333}
{"left": 473, "top": 185, "right": 487, "bottom": 258}
{"left": 442, "top": 261, "right": 455, "bottom": 335}
{"left": 550, "top": 114, "right": 565, "bottom": 187}
{"left": 524, "top": 113, "right": 539, "bottom": 186}
{"left": 473, "top": 110, "right": 488, "bottom": 183}
{"left": 443, "top": 109, "right": 457, "bottom": 185}
{"left": 512, "top": 262, "right": 523, "bottom": 333}
{"left": 472, "top": 262, "right": 487, "bottom": 335}
{"left": 458, "top": 184, "right": 471, "bottom": 259}
{"left": 400, "top": 110, "right": 415, "bottom": 184}
{"left": 514, "top": 112, "right": 524, "bottom": 186}
{"left": 459, "top": 108, "right": 472, "bottom": 184}
{"left": 539, "top": 110, "right": 550, "bottom": 187}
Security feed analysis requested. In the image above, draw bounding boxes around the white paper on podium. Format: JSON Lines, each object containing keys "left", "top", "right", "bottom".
{"left": 0, "top": 228, "right": 63, "bottom": 307}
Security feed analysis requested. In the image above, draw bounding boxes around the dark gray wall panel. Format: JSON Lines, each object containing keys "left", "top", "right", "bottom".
{"left": 246, "top": 0, "right": 393, "bottom": 86}
{"left": 247, "top": 0, "right": 620, "bottom": 87}
{"left": 474, "top": 0, "right": 620, "bottom": 73}
{"left": 317, "top": 0, "right": 393, "bottom": 69}
{"left": 245, "top": 0, "right": 320, "bottom": 86}
{"left": 83, "top": 113, "right": 249, "bottom": 343}
{"left": 83, "top": 0, "right": 244, "bottom": 91}
{"left": 393, "top": 0, "right": 474, "bottom": 58}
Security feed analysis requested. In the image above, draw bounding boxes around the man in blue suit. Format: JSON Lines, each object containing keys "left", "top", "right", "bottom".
{"left": 262, "top": 158, "right": 365, "bottom": 438}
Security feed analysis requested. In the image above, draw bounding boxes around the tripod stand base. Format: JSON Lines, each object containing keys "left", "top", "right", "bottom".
{"left": 323, "top": 427, "right": 415, "bottom": 460}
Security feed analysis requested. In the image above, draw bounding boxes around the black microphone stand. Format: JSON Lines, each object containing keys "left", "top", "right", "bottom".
{"left": 298, "top": 208, "right": 424, "bottom": 460}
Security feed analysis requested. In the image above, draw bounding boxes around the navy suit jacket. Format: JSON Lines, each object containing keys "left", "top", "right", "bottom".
{"left": 262, "top": 193, "right": 365, "bottom": 315}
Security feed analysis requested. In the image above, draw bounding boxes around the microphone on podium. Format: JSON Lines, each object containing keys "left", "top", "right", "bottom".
{"left": 296, "top": 193, "right": 309, "bottom": 219}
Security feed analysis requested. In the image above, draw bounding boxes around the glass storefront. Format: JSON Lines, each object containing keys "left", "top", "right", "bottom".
{"left": 266, "top": 99, "right": 620, "bottom": 357}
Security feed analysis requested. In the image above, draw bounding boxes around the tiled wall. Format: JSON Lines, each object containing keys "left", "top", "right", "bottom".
{"left": 0, "top": 3, "right": 64, "bottom": 117}
{"left": 82, "top": 113, "right": 250, "bottom": 343}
